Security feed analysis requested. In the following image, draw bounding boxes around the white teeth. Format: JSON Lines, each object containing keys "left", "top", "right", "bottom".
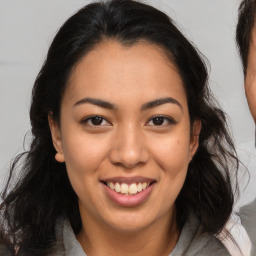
{"left": 121, "top": 183, "right": 129, "bottom": 194}
{"left": 137, "top": 183, "right": 142, "bottom": 192}
{"left": 115, "top": 183, "right": 121, "bottom": 192}
{"left": 109, "top": 182, "right": 115, "bottom": 190}
{"left": 129, "top": 183, "right": 137, "bottom": 194}
{"left": 107, "top": 181, "right": 151, "bottom": 195}
{"left": 142, "top": 182, "right": 148, "bottom": 190}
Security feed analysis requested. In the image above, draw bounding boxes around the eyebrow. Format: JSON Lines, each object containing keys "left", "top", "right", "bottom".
{"left": 141, "top": 97, "right": 183, "bottom": 111}
{"left": 74, "top": 97, "right": 183, "bottom": 111}
{"left": 74, "top": 98, "right": 117, "bottom": 110}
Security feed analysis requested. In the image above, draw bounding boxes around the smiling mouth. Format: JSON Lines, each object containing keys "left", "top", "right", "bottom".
{"left": 101, "top": 181, "right": 156, "bottom": 196}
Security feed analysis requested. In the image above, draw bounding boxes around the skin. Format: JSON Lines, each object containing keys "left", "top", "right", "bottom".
{"left": 245, "top": 27, "right": 256, "bottom": 123}
{"left": 49, "top": 40, "right": 201, "bottom": 256}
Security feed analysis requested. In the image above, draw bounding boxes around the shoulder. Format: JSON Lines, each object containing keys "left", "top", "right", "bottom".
{"left": 170, "top": 212, "right": 231, "bottom": 256}
{"left": 192, "top": 235, "right": 231, "bottom": 256}
{"left": 51, "top": 216, "right": 85, "bottom": 256}
{"left": 217, "top": 212, "right": 251, "bottom": 256}
{"left": 183, "top": 228, "right": 231, "bottom": 256}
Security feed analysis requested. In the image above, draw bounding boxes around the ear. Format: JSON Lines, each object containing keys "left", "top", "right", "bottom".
{"left": 189, "top": 120, "right": 201, "bottom": 161}
{"left": 48, "top": 113, "right": 65, "bottom": 162}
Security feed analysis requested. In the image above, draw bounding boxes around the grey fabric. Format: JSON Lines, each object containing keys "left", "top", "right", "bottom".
{"left": 52, "top": 213, "right": 231, "bottom": 256}
{"left": 240, "top": 198, "right": 256, "bottom": 256}
{"left": 51, "top": 217, "right": 85, "bottom": 256}
{"left": 169, "top": 213, "right": 231, "bottom": 256}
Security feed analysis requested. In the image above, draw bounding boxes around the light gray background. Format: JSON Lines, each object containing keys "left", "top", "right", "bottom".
{"left": 0, "top": 0, "right": 255, "bottom": 236}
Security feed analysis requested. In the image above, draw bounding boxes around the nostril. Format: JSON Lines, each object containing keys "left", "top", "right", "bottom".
{"left": 108, "top": 143, "right": 149, "bottom": 169}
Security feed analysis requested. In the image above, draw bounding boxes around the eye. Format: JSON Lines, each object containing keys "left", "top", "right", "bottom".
{"left": 82, "top": 115, "right": 111, "bottom": 126}
{"left": 146, "top": 115, "right": 176, "bottom": 126}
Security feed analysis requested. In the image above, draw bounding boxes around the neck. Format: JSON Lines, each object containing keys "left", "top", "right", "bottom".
{"left": 77, "top": 209, "right": 180, "bottom": 256}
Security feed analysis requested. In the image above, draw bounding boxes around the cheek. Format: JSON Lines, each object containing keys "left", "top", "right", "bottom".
{"left": 158, "top": 138, "right": 189, "bottom": 189}
{"left": 63, "top": 128, "right": 110, "bottom": 166}
{"left": 149, "top": 131, "right": 191, "bottom": 172}
{"left": 148, "top": 130, "right": 190, "bottom": 205}
{"left": 61, "top": 129, "right": 111, "bottom": 192}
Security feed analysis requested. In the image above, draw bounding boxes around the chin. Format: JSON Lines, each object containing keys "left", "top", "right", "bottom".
{"left": 102, "top": 210, "right": 157, "bottom": 232}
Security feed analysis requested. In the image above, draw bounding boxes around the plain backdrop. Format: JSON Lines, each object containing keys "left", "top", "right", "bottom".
{"left": 0, "top": 0, "right": 255, "bottom": 212}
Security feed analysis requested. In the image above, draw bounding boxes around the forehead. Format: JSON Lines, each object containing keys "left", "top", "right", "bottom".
{"left": 63, "top": 40, "right": 187, "bottom": 108}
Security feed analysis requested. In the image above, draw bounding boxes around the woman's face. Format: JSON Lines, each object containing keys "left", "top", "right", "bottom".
{"left": 49, "top": 40, "right": 200, "bottom": 232}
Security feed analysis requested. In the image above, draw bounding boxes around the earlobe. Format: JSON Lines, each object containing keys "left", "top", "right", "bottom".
{"left": 189, "top": 120, "right": 201, "bottom": 160}
{"left": 48, "top": 113, "right": 65, "bottom": 162}
{"left": 55, "top": 152, "right": 65, "bottom": 163}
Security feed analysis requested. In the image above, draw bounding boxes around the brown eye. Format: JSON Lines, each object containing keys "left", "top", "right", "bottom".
{"left": 90, "top": 116, "right": 104, "bottom": 125}
{"left": 146, "top": 115, "right": 177, "bottom": 127}
{"left": 82, "top": 115, "right": 111, "bottom": 126}
{"left": 152, "top": 117, "right": 165, "bottom": 126}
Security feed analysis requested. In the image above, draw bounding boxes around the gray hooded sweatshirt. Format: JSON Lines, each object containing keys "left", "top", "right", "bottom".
{"left": 51, "top": 213, "right": 231, "bottom": 256}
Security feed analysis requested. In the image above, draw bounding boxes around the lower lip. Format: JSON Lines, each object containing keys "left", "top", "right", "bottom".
{"left": 102, "top": 183, "right": 155, "bottom": 207}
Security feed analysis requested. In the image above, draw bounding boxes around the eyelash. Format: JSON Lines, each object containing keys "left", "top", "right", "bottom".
{"left": 81, "top": 115, "right": 177, "bottom": 127}
{"left": 81, "top": 115, "right": 112, "bottom": 126}
{"left": 146, "top": 115, "right": 177, "bottom": 126}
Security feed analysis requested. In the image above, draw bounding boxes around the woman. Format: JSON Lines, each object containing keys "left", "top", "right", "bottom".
{"left": 0, "top": 0, "right": 240, "bottom": 255}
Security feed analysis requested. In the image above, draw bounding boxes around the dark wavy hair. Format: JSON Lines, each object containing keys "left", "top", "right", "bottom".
{"left": 1, "top": 0, "right": 239, "bottom": 255}
{"left": 236, "top": 0, "right": 256, "bottom": 75}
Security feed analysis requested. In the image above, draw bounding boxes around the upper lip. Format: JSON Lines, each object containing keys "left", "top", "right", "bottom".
{"left": 100, "top": 176, "right": 156, "bottom": 184}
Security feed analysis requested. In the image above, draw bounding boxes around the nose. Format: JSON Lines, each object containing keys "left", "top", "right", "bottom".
{"left": 109, "top": 124, "right": 149, "bottom": 169}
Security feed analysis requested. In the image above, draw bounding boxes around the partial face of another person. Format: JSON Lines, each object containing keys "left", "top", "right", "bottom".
{"left": 49, "top": 40, "right": 200, "bottom": 232}
{"left": 245, "top": 27, "right": 256, "bottom": 122}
